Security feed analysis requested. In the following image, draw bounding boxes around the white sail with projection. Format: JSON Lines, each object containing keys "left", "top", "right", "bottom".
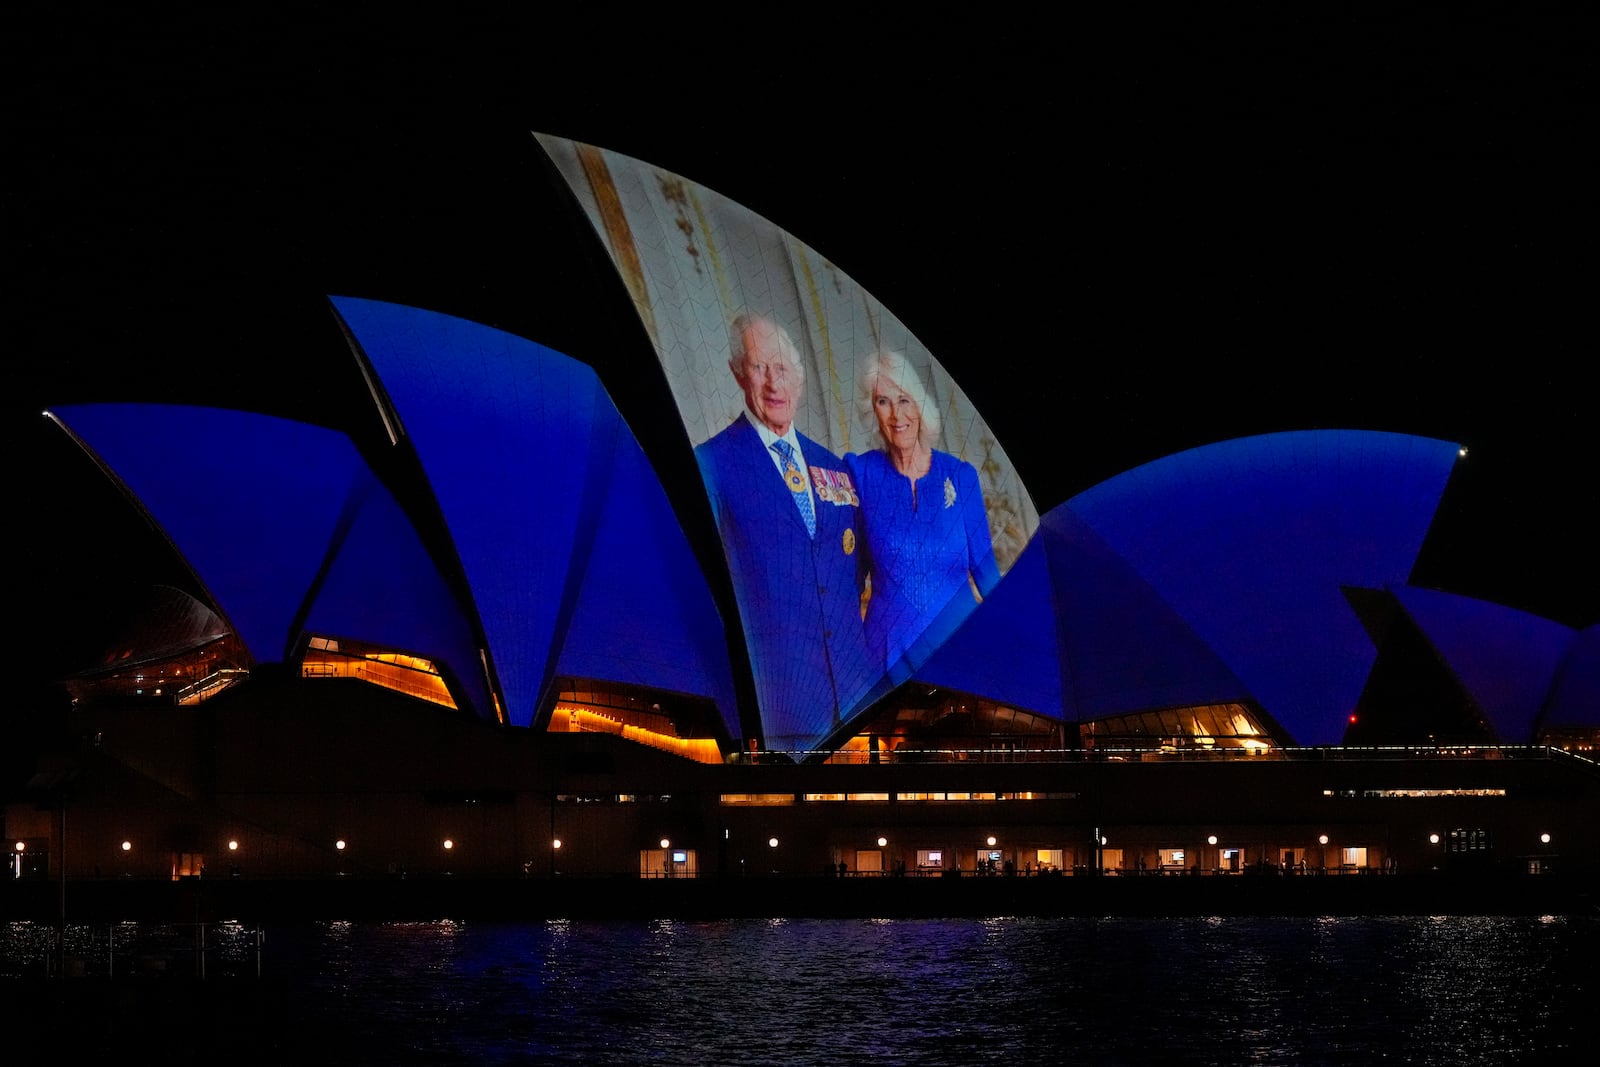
{"left": 535, "top": 134, "right": 1040, "bottom": 754}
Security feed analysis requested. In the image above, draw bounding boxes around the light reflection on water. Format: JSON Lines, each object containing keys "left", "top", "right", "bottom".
{"left": 2, "top": 915, "right": 1593, "bottom": 1065}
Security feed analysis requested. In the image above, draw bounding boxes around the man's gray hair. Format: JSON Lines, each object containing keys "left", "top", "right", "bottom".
{"left": 728, "top": 313, "right": 804, "bottom": 383}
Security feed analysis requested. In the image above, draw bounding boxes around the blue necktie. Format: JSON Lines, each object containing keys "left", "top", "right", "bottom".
{"left": 771, "top": 439, "right": 816, "bottom": 537}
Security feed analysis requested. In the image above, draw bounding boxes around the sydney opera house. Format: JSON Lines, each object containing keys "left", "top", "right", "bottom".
{"left": 5, "top": 134, "right": 1596, "bottom": 913}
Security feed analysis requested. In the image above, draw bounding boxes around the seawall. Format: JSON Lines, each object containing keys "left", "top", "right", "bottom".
{"left": 4, "top": 870, "right": 1595, "bottom": 924}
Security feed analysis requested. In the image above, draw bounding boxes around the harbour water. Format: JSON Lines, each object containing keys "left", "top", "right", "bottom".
{"left": 3, "top": 914, "right": 1594, "bottom": 1064}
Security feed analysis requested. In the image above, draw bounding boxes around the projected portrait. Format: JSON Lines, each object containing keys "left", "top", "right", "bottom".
{"left": 535, "top": 134, "right": 1040, "bottom": 751}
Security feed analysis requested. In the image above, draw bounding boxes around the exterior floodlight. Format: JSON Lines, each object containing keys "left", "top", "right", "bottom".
{"left": 1540, "top": 833, "right": 1551, "bottom": 844}
{"left": 877, "top": 837, "right": 888, "bottom": 847}
{"left": 121, "top": 841, "right": 132, "bottom": 852}
{"left": 1318, "top": 834, "right": 1329, "bottom": 845}
{"left": 660, "top": 838, "right": 670, "bottom": 849}
{"left": 986, "top": 836, "right": 997, "bottom": 847}
{"left": 1207, "top": 835, "right": 1218, "bottom": 845}
{"left": 228, "top": 840, "right": 240, "bottom": 851}
{"left": 768, "top": 837, "right": 779, "bottom": 848}
{"left": 13, "top": 841, "right": 23, "bottom": 852}
{"left": 443, "top": 839, "right": 454, "bottom": 850}
{"left": 552, "top": 838, "right": 562, "bottom": 850}
{"left": 1429, "top": 833, "right": 1440, "bottom": 844}
{"left": 335, "top": 840, "right": 346, "bottom": 851}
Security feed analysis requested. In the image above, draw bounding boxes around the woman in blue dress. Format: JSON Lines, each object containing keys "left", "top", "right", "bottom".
{"left": 847, "top": 348, "right": 1001, "bottom": 680}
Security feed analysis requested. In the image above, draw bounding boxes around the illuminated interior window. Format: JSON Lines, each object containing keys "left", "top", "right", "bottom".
{"left": 1367, "top": 788, "right": 1507, "bottom": 798}
{"left": 61, "top": 585, "right": 249, "bottom": 709}
{"left": 549, "top": 705, "right": 722, "bottom": 764}
{"left": 301, "top": 635, "right": 455, "bottom": 709}
{"left": 546, "top": 681, "right": 724, "bottom": 764}
{"left": 837, "top": 693, "right": 1069, "bottom": 761}
{"left": 639, "top": 849, "right": 699, "bottom": 879}
{"left": 1081, "top": 703, "right": 1278, "bottom": 752}
{"left": 719, "top": 794, "right": 796, "bottom": 806}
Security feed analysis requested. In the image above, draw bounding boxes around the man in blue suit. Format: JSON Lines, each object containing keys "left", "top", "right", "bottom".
{"left": 695, "top": 313, "right": 875, "bottom": 753}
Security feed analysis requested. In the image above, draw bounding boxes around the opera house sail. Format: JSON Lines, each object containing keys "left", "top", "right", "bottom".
{"left": 534, "top": 133, "right": 1039, "bottom": 754}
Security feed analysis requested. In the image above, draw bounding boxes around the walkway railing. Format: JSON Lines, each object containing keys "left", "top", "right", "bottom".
{"left": 746, "top": 744, "right": 1589, "bottom": 767}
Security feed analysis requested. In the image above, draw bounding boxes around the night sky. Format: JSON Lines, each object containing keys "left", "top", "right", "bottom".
{"left": 13, "top": 9, "right": 1596, "bottom": 693}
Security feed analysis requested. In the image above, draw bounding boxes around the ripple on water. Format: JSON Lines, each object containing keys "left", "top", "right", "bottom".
{"left": 3, "top": 914, "right": 1592, "bottom": 1065}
